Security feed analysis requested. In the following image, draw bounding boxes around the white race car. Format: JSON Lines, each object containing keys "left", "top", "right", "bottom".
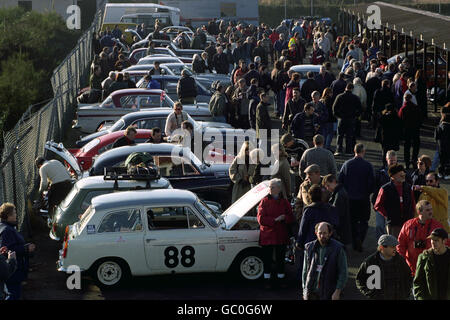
{"left": 57, "top": 182, "right": 270, "bottom": 288}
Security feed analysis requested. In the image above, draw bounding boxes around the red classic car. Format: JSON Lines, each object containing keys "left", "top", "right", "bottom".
{"left": 67, "top": 129, "right": 153, "bottom": 170}
{"left": 67, "top": 129, "right": 234, "bottom": 171}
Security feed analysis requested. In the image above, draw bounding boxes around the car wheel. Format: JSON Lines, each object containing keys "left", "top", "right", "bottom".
{"left": 233, "top": 250, "right": 264, "bottom": 281}
{"left": 92, "top": 258, "right": 130, "bottom": 289}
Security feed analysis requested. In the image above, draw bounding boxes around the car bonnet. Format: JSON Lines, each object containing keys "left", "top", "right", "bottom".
{"left": 220, "top": 180, "right": 270, "bottom": 230}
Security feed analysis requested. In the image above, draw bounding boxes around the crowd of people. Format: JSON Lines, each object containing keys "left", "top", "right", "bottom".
{"left": 2, "top": 17, "right": 450, "bottom": 301}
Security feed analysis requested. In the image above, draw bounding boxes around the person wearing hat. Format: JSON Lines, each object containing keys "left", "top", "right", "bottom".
{"left": 35, "top": 156, "right": 72, "bottom": 217}
{"left": 295, "top": 164, "right": 329, "bottom": 221}
{"left": 414, "top": 228, "right": 450, "bottom": 300}
{"left": 356, "top": 234, "right": 412, "bottom": 300}
{"left": 374, "top": 164, "right": 415, "bottom": 238}
{"left": 397, "top": 200, "right": 449, "bottom": 276}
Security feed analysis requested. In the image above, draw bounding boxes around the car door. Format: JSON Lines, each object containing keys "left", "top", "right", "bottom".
{"left": 143, "top": 204, "right": 218, "bottom": 273}
{"left": 94, "top": 207, "right": 147, "bottom": 273}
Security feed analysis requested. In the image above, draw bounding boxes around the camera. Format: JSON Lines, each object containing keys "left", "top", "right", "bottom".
{"left": 414, "top": 240, "right": 426, "bottom": 249}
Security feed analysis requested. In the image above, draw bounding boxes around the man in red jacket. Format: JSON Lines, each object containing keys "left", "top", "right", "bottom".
{"left": 257, "top": 178, "right": 295, "bottom": 288}
{"left": 397, "top": 200, "right": 450, "bottom": 276}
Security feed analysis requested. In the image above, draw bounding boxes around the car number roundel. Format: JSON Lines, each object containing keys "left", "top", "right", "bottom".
{"left": 164, "top": 246, "right": 195, "bottom": 268}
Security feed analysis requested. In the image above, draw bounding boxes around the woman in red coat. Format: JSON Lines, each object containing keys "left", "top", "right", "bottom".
{"left": 257, "top": 178, "right": 295, "bottom": 287}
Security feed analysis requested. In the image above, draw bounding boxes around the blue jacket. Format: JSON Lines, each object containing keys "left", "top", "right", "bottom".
{"left": 274, "top": 39, "right": 288, "bottom": 53}
{"left": 0, "top": 222, "right": 28, "bottom": 283}
{"left": 338, "top": 156, "right": 375, "bottom": 200}
{"left": 297, "top": 203, "right": 339, "bottom": 248}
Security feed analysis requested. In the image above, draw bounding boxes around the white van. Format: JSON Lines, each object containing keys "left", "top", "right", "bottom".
{"left": 160, "top": 0, "right": 259, "bottom": 28}
{"left": 103, "top": 3, "right": 180, "bottom": 33}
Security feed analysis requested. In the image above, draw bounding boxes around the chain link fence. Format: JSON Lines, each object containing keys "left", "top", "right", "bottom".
{"left": 0, "top": 6, "right": 105, "bottom": 237}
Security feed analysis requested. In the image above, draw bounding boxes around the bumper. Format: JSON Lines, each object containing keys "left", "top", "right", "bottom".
{"left": 49, "top": 229, "right": 61, "bottom": 241}
{"left": 57, "top": 250, "right": 66, "bottom": 272}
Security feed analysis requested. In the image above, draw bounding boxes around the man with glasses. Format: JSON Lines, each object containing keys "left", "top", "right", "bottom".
{"left": 415, "top": 172, "right": 449, "bottom": 232}
{"left": 165, "top": 101, "right": 189, "bottom": 137}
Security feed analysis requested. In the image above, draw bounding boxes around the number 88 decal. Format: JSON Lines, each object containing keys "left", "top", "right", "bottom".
{"left": 164, "top": 246, "right": 195, "bottom": 268}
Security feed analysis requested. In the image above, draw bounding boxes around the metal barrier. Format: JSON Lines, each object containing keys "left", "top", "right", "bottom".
{"left": 0, "top": 6, "right": 105, "bottom": 237}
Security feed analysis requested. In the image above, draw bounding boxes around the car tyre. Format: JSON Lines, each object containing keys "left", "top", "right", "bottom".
{"left": 92, "top": 258, "right": 131, "bottom": 289}
{"left": 231, "top": 249, "right": 264, "bottom": 281}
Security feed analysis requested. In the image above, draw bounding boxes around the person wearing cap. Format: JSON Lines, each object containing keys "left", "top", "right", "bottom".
{"left": 356, "top": 234, "right": 412, "bottom": 300}
{"left": 177, "top": 69, "right": 198, "bottom": 105}
{"left": 299, "top": 134, "right": 337, "bottom": 181}
{"left": 415, "top": 172, "right": 449, "bottom": 232}
{"left": 35, "top": 156, "right": 72, "bottom": 217}
{"left": 397, "top": 200, "right": 449, "bottom": 276}
{"left": 374, "top": 164, "right": 416, "bottom": 238}
{"left": 413, "top": 228, "right": 450, "bottom": 300}
{"left": 208, "top": 81, "right": 227, "bottom": 123}
{"left": 295, "top": 164, "right": 328, "bottom": 221}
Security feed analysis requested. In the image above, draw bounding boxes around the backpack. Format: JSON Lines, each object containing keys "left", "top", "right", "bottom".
{"left": 124, "top": 152, "right": 154, "bottom": 168}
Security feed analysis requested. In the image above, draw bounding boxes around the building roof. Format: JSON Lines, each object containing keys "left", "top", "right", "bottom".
{"left": 345, "top": 1, "right": 450, "bottom": 49}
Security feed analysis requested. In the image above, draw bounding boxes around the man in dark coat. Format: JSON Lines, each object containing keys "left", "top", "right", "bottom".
{"left": 297, "top": 185, "right": 339, "bottom": 250}
{"left": 332, "top": 83, "right": 362, "bottom": 155}
{"left": 256, "top": 92, "right": 272, "bottom": 140}
{"left": 330, "top": 72, "right": 347, "bottom": 102}
{"left": 107, "top": 72, "right": 128, "bottom": 96}
{"left": 291, "top": 103, "right": 320, "bottom": 147}
{"left": 323, "top": 174, "right": 352, "bottom": 247}
{"left": 205, "top": 43, "right": 217, "bottom": 68}
{"left": 177, "top": 69, "right": 198, "bottom": 104}
{"left": 300, "top": 72, "right": 320, "bottom": 103}
{"left": 356, "top": 235, "right": 412, "bottom": 300}
{"left": 315, "top": 66, "right": 334, "bottom": 93}
{"left": 112, "top": 126, "right": 137, "bottom": 149}
{"left": 232, "top": 40, "right": 246, "bottom": 67}
{"left": 398, "top": 93, "right": 422, "bottom": 169}
{"left": 374, "top": 164, "right": 416, "bottom": 238}
{"left": 338, "top": 143, "right": 375, "bottom": 252}
{"left": 244, "top": 63, "right": 260, "bottom": 87}
{"left": 282, "top": 87, "right": 306, "bottom": 131}
{"left": 213, "top": 46, "right": 230, "bottom": 75}
{"left": 372, "top": 79, "right": 395, "bottom": 128}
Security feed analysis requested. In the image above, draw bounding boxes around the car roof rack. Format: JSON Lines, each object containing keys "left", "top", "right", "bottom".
{"left": 103, "top": 166, "right": 161, "bottom": 190}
